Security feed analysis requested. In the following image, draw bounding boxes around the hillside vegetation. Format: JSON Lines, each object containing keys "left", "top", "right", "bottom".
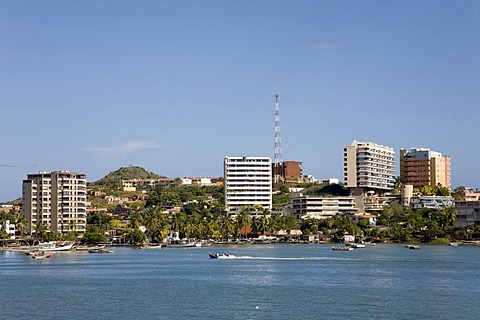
{"left": 89, "top": 166, "right": 164, "bottom": 187}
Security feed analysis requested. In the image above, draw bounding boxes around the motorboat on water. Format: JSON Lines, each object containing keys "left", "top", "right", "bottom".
{"left": 405, "top": 245, "right": 421, "bottom": 250}
{"left": 208, "top": 252, "right": 231, "bottom": 259}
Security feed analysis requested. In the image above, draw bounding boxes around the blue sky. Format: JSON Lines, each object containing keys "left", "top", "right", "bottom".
{"left": 1, "top": 1, "right": 479, "bottom": 201}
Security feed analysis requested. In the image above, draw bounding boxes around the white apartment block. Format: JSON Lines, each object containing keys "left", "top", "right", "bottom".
{"left": 287, "top": 194, "right": 358, "bottom": 220}
{"left": 22, "top": 171, "right": 87, "bottom": 235}
{"left": 224, "top": 156, "right": 272, "bottom": 214}
{"left": 344, "top": 141, "right": 395, "bottom": 191}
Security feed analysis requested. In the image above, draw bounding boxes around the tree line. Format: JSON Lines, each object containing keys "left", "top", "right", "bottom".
{"left": 2, "top": 183, "right": 480, "bottom": 245}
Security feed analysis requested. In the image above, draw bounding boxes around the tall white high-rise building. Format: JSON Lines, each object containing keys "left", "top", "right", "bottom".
{"left": 344, "top": 141, "right": 395, "bottom": 191}
{"left": 224, "top": 156, "right": 272, "bottom": 214}
{"left": 22, "top": 171, "right": 87, "bottom": 235}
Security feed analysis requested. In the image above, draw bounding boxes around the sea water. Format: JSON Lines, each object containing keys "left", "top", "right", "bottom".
{"left": 1, "top": 244, "right": 479, "bottom": 320}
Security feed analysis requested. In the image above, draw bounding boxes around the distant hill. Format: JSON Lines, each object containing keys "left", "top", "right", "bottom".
{"left": 90, "top": 166, "right": 164, "bottom": 186}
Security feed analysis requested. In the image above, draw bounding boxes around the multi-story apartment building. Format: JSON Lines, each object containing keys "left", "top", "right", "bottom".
{"left": 399, "top": 148, "right": 451, "bottom": 189}
{"left": 454, "top": 201, "right": 480, "bottom": 227}
{"left": 287, "top": 193, "right": 358, "bottom": 221}
{"left": 344, "top": 141, "right": 396, "bottom": 212}
{"left": 224, "top": 156, "right": 272, "bottom": 214}
{"left": 272, "top": 160, "right": 303, "bottom": 183}
{"left": 344, "top": 141, "right": 395, "bottom": 191}
{"left": 22, "top": 171, "right": 87, "bottom": 235}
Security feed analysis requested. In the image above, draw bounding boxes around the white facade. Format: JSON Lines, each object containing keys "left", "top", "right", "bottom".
{"left": 22, "top": 171, "right": 87, "bottom": 234}
{"left": 344, "top": 141, "right": 395, "bottom": 190}
{"left": 287, "top": 194, "right": 358, "bottom": 220}
{"left": 224, "top": 156, "right": 272, "bottom": 213}
{"left": 0, "top": 220, "right": 16, "bottom": 239}
{"left": 181, "top": 178, "right": 192, "bottom": 185}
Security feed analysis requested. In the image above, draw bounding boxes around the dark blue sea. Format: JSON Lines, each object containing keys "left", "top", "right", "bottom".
{"left": 1, "top": 244, "right": 479, "bottom": 320}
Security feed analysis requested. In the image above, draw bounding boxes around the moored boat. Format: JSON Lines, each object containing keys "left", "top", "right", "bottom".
{"left": 332, "top": 246, "right": 353, "bottom": 251}
{"left": 140, "top": 244, "right": 165, "bottom": 249}
{"left": 76, "top": 245, "right": 105, "bottom": 251}
{"left": 88, "top": 248, "right": 113, "bottom": 253}
{"left": 32, "top": 252, "right": 53, "bottom": 259}
{"left": 37, "top": 241, "right": 75, "bottom": 252}
{"left": 165, "top": 241, "right": 198, "bottom": 248}
{"left": 351, "top": 243, "right": 366, "bottom": 249}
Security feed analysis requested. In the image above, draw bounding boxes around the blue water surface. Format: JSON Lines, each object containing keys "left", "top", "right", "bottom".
{"left": 1, "top": 244, "right": 479, "bottom": 320}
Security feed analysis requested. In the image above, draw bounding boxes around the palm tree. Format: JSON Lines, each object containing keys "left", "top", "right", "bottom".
{"left": 392, "top": 176, "right": 404, "bottom": 194}
{"left": 236, "top": 208, "right": 252, "bottom": 239}
{"left": 143, "top": 207, "right": 169, "bottom": 242}
{"left": 258, "top": 208, "right": 270, "bottom": 235}
{"left": 185, "top": 214, "right": 201, "bottom": 239}
{"left": 34, "top": 222, "right": 48, "bottom": 241}
{"left": 14, "top": 214, "right": 29, "bottom": 238}
{"left": 170, "top": 211, "right": 187, "bottom": 237}
{"left": 127, "top": 211, "right": 142, "bottom": 230}
{"left": 220, "top": 214, "right": 235, "bottom": 241}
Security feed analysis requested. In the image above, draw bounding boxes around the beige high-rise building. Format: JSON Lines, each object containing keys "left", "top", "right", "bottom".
{"left": 22, "top": 171, "right": 87, "bottom": 235}
{"left": 399, "top": 148, "right": 451, "bottom": 189}
{"left": 343, "top": 141, "right": 396, "bottom": 191}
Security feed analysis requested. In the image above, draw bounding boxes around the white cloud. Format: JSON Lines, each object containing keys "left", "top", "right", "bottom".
{"left": 85, "top": 140, "right": 161, "bottom": 155}
{"left": 307, "top": 42, "right": 343, "bottom": 50}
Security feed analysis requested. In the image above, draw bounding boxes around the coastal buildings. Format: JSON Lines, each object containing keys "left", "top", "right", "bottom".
{"left": 343, "top": 141, "right": 396, "bottom": 212}
{"left": 122, "top": 178, "right": 176, "bottom": 191}
{"left": 344, "top": 141, "right": 396, "bottom": 191}
{"left": 224, "top": 156, "right": 272, "bottom": 214}
{"left": 22, "top": 171, "right": 87, "bottom": 235}
{"left": 272, "top": 160, "right": 304, "bottom": 184}
{"left": 454, "top": 201, "right": 480, "bottom": 227}
{"left": 287, "top": 193, "right": 358, "bottom": 220}
{"left": 399, "top": 147, "right": 451, "bottom": 189}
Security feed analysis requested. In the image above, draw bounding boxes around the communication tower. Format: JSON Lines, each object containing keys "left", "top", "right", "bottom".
{"left": 273, "top": 94, "right": 283, "bottom": 183}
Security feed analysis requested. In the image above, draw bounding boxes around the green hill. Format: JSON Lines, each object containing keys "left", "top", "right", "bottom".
{"left": 90, "top": 166, "right": 164, "bottom": 187}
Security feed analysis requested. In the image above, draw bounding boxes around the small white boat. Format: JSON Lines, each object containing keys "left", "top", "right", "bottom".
{"left": 37, "top": 241, "right": 75, "bottom": 252}
{"left": 140, "top": 244, "right": 164, "bottom": 249}
{"left": 88, "top": 248, "right": 113, "bottom": 253}
{"left": 351, "top": 243, "right": 366, "bottom": 249}
{"left": 332, "top": 246, "right": 353, "bottom": 251}
{"left": 76, "top": 245, "right": 105, "bottom": 251}
{"left": 449, "top": 242, "right": 459, "bottom": 247}
{"left": 164, "top": 240, "right": 199, "bottom": 248}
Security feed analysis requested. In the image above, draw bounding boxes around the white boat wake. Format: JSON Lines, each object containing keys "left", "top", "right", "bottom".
{"left": 217, "top": 255, "right": 349, "bottom": 261}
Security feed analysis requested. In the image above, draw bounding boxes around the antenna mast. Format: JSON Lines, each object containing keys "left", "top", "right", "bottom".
{"left": 273, "top": 94, "right": 283, "bottom": 183}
